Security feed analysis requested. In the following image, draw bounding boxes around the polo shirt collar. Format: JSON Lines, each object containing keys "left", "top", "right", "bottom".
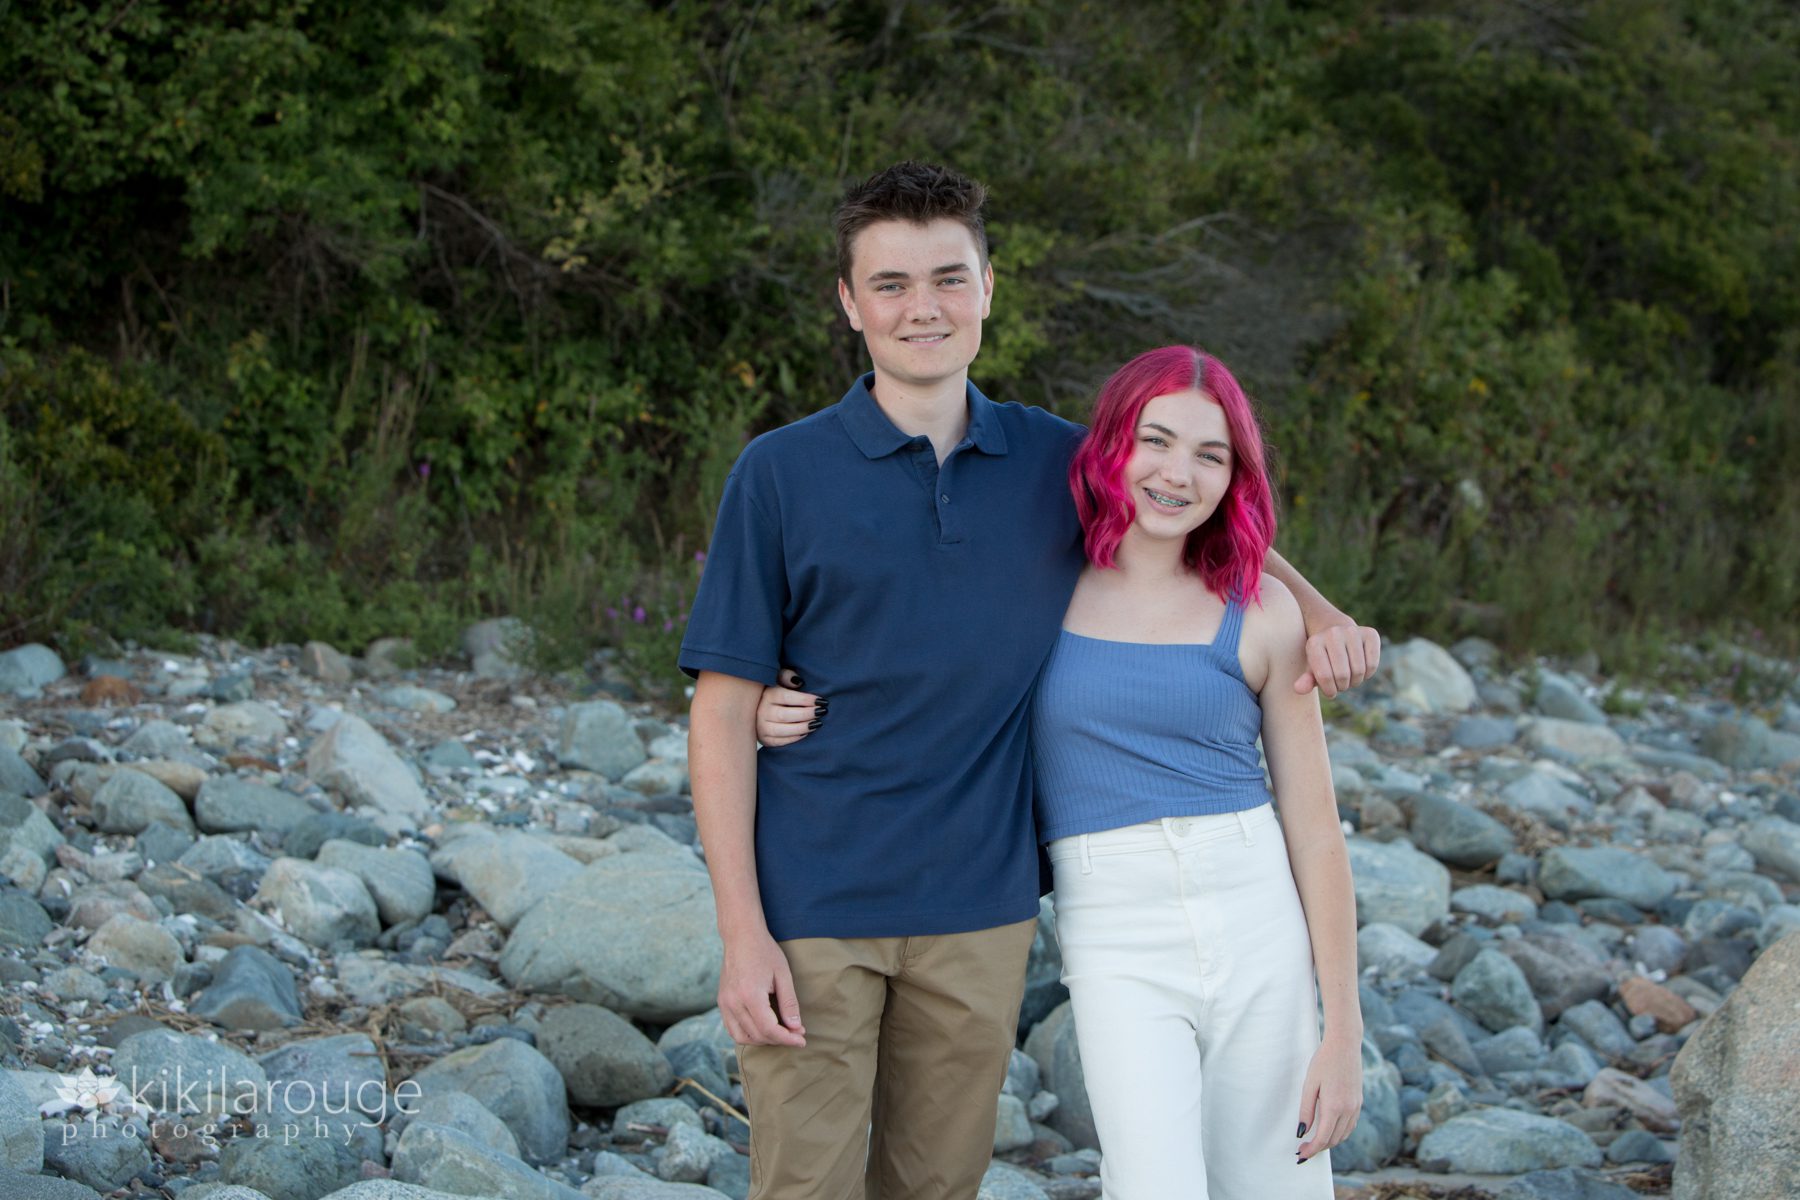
{"left": 839, "top": 373, "right": 1010, "bottom": 460}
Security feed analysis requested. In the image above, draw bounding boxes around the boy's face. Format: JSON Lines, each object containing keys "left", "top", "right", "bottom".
{"left": 838, "top": 218, "right": 993, "bottom": 394}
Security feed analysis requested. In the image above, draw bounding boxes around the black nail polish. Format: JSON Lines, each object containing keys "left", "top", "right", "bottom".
{"left": 1297, "top": 1157, "right": 1309, "bottom": 1166}
{"left": 807, "top": 718, "right": 822, "bottom": 730}
{"left": 1296, "top": 1122, "right": 1307, "bottom": 1138}
{"left": 815, "top": 699, "right": 829, "bottom": 710}
{"left": 790, "top": 676, "right": 805, "bottom": 688}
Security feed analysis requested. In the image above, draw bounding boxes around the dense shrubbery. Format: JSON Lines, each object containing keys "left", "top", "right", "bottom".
{"left": 2, "top": 0, "right": 1795, "bottom": 690}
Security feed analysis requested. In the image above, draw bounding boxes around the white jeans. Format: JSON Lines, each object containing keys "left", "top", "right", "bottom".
{"left": 1048, "top": 805, "right": 1333, "bottom": 1199}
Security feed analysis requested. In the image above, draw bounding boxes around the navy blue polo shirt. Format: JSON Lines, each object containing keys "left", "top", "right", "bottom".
{"left": 679, "top": 374, "right": 1086, "bottom": 940}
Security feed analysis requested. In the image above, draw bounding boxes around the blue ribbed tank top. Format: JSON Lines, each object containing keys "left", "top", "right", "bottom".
{"left": 1032, "top": 596, "right": 1272, "bottom": 842}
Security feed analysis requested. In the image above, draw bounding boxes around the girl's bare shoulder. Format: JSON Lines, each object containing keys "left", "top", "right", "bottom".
{"left": 1245, "top": 572, "right": 1304, "bottom": 638}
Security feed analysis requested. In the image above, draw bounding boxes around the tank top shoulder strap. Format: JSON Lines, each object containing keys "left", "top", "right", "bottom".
{"left": 1212, "top": 592, "right": 1246, "bottom": 660}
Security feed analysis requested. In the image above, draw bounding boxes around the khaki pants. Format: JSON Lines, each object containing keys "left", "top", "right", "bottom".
{"left": 739, "top": 918, "right": 1037, "bottom": 1200}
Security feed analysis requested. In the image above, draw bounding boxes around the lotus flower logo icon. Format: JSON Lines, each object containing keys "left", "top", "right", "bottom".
{"left": 41, "top": 1068, "right": 141, "bottom": 1118}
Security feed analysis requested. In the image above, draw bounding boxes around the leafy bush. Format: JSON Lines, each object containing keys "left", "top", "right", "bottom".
{"left": 0, "top": 0, "right": 1793, "bottom": 669}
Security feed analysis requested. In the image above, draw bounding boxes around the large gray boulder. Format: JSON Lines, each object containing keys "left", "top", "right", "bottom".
{"left": 405, "top": 1038, "right": 569, "bottom": 1166}
{"left": 1497, "top": 771, "right": 1591, "bottom": 829}
{"left": 0, "top": 746, "right": 46, "bottom": 797}
{"left": 1417, "top": 1107, "right": 1602, "bottom": 1173}
{"left": 462, "top": 617, "right": 533, "bottom": 681}
{"left": 192, "top": 945, "right": 303, "bottom": 1032}
{"left": 196, "top": 701, "right": 289, "bottom": 750}
{"left": 259, "top": 1034, "right": 391, "bottom": 1122}
{"left": 0, "top": 892, "right": 53, "bottom": 947}
{"left": 1452, "top": 949, "right": 1544, "bottom": 1035}
{"left": 1741, "top": 817, "right": 1800, "bottom": 884}
{"left": 316, "top": 841, "right": 435, "bottom": 926}
{"left": 431, "top": 831, "right": 582, "bottom": 929}
{"left": 1346, "top": 836, "right": 1451, "bottom": 936}
{"left": 1408, "top": 793, "right": 1515, "bottom": 868}
{"left": 0, "top": 1164, "right": 105, "bottom": 1199}
{"left": 499, "top": 852, "right": 722, "bottom": 1022}
{"left": 1671, "top": 931, "right": 1800, "bottom": 1200}
{"left": 42, "top": 1115, "right": 151, "bottom": 1193}
{"left": 977, "top": 1162, "right": 1050, "bottom": 1200}
{"left": 401, "top": 1091, "right": 519, "bottom": 1159}
{"left": 1533, "top": 673, "right": 1608, "bottom": 725}
{"left": 1521, "top": 717, "right": 1627, "bottom": 764}
{"left": 112, "top": 1027, "right": 269, "bottom": 1117}
{"left": 195, "top": 777, "right": 318, "bottom": 837}
{"left": 392, "top": 1121, "right": 584, "bottom": 1200}
{"left": 217, "top": 1134, "right": 361, "bottom": 1200}
{"left": 85, "top": 912, "right": 183, "bottom": 982}
{"left": 0, "top": 792, "right": 64, "bottom": 863}
{"left": 1700, "top": 715, "right": 1800, "bottom": 771}
{"left": 91, "top": 770, "right": 193, "bottom": 834}
{"left": 120, "top": 719, "right": 194, "bottom": 760}
{"left": 319, "top": 1184, "right": 490, "bottom": 1200}
{"left": 556, "top": 701, "right": 647, "bottom": 780}
{"left": 1496, "top": 1169, "right": 1639, "bottom": 1200}
{"left": 1384, "top": 639, "right": 1477, "bottom": 713}
{"left": 1499, "top": 928, "right": 1614, "bottom": 1019}
{"left": 252, "top": 858, "right": 380, "bottom": 948}
{"left": 0, "top": 1069, "right": 44, "bottom": 1172}
{"left": 0, "top": 644, "right": 66, "bottom": 694}
{"left": 535, "top": 1004, "right": 674, "bottom": 1108}
{"left": 303, "top": 714, "right": 430, "bottom": 832}
{"left": 1539, "top": 846, "right": 1676, "bottom": 910}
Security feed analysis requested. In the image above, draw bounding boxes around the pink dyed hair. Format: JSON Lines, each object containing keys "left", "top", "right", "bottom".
{"left": 1070, "top": 345, "right": 1276, "bottom": 604}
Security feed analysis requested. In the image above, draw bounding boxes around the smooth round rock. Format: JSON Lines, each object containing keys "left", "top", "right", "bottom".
{"left": 535, "top": 1003, "right": 674, "bottom": 1108}
{"left": 91, "top": 771, "right": 193, "bottom": 834}
{"left": 1347, "top": 836, "right": 1452, "bottom": 936}
{"left": 405, "top": 1037, "right": 570, "bottom": 1166}
{"left": 1452, "top": 949, "right": 1544, "bottom": 1034}
{"left": 1417, "top": 1107, "right": 1601, "bottom": 1173}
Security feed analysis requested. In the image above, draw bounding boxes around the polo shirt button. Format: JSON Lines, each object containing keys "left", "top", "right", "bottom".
{"left": 940, "top": 494, "right": 949, "bottom": 503}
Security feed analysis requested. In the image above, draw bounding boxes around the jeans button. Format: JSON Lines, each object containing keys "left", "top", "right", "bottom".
{"left": 1171, "top": 819, "right": 1190, "bottom": 836}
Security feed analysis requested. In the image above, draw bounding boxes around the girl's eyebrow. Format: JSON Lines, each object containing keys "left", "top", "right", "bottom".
{"left": 1137, "top": 421, "right": 1231, "bottom": 449}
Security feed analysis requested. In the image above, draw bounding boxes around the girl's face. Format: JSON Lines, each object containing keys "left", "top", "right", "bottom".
{"left": 1121, "top": 388, "right": 1233, "bottom": 548}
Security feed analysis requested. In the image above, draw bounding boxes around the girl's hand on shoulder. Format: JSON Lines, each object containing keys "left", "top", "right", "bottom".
{"left": 1295, "top": 1033, "right": 1363, "bottom": 1165}
{"left": 754, "top": 667, "right": 825, "bottom": 747}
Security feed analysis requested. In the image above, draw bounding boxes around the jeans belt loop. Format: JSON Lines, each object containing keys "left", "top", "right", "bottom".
{"left": 1235, "top": 809, "right": 1254, "bottom": 846}
{"left": 1079, "top": 833, "right": 1093, "bottom": 875}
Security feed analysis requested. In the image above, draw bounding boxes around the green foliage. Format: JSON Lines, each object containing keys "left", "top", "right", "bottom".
{"left": 0, "top": 0, "right": 1794, "bottom": 664}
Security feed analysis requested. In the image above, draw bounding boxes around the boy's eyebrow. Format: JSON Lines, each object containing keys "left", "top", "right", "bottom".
{"left": 866, "top": 261, "right": 976, "bottom": 283}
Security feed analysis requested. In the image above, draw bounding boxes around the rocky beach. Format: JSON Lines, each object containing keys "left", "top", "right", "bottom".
{"left": 0, "top": 627, "right": 1796, "bottom": 1200}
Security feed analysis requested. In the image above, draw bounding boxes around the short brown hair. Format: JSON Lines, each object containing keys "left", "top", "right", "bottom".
{"left": 833, "top": 161, "right": 989, "bottom": 290}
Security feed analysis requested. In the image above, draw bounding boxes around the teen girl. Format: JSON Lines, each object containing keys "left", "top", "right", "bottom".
{"left": 1028, "top": 345, "right": 1360, "bottom": 1194}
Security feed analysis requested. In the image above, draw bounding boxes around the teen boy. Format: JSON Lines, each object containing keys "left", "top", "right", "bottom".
{"left": 679, "top": 161, "right": 1377, "bottom": 1199}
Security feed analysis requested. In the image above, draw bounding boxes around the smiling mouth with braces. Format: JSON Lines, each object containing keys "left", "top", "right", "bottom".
{"left": 1145, "top": 488, "right": 1190, "bottom": 509}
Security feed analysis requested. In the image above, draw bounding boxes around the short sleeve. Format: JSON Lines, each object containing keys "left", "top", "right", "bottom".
{"left": 677, "top": 466, "right": 786, "bottom": 684}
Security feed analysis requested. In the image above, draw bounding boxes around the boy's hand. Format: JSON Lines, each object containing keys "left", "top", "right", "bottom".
{"left": 718, "top": 928, "right": 807, "bottom": 1047}
{"left": 756, "top": 667, "right": 824, "bottom": 746}
{"left": 1294, "top": 622, "right": 1381, "bottom": 698}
